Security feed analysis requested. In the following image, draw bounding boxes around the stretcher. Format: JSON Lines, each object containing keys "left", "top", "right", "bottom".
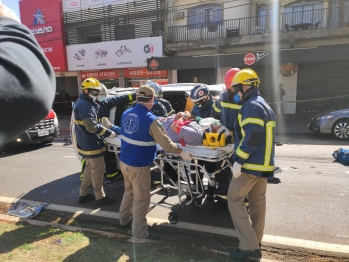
{"left": 105, "top": 136, "right": 235, "bottom": 224}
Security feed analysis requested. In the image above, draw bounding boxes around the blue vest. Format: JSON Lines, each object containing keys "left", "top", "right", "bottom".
{"left": 120, "top": 104, "right": 157, "bottom": 167}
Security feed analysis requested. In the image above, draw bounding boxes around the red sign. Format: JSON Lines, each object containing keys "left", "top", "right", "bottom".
{"left": 244, "top": 53, "right": 256, "bottom": 65}
{"left": 81, "top": 70, "right": 119, "bottom": 80}
{"left": 19, "top": 0, "right": 67, "bottom": 72}
{"left": 148, "top": 59, "right": 159, "bottom": 70}
{"left": 124, "top": 68, "right": 168, "bottom": 78}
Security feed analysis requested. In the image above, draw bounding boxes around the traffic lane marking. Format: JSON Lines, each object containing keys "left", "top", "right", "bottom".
{"left": 0, "top": 196, "right": 348, "bottom": 255}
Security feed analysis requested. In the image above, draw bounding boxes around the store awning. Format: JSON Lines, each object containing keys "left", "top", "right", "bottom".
{"left": 147, "top": 44, "right": 349, "bottom": 71}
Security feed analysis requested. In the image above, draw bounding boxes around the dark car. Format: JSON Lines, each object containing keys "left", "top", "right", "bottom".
{"left": 308, "top": 108, "right": 349, "bottom": 140}
{"left": 5, "top": 109, "right": 59, "bottom": 147}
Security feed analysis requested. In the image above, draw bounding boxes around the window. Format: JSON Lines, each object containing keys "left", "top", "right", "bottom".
{"left": 258, "top": 4, "right": 267, "bottom": 31}
{"left": 77, "top": 24, "right": 103, "bottom": 44}
{"left": 115, "top": 25, "right": 135, "bottom": 40}
{"left": 188, "top": 5, "right": 223, "bottom": 29}
{"left": 284, "top": 1, "right": 323, "bottom": 26}
{"left": 330, "top": 0, "right": 349, "bottom": 27}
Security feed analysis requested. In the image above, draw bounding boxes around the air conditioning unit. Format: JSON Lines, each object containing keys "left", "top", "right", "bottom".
{"left": 174, "top": 11, "right": 185, "bottom": 19}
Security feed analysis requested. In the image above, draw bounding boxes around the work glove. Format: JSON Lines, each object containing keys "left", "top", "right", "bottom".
{"left": 109, "top": 131, "right": 116, "bottom": 138}
{"left": 180, "top": 150, "right": 193, "bottom": 162}
{"left": 231, "top": 162, "right": 242, "bottom": 178}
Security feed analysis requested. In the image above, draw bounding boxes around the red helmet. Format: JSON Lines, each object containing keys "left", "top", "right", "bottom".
{"left": 224, "top": 68, "right": 240, "bottom": 89}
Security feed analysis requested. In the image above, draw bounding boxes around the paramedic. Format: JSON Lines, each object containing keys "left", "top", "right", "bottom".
{"left": 228, "top": 68, "right": 276, "bottom": 261}
{"left": 190, "top": 84, "right": 214, "bottom": 119}
{"left": 118, "top": 85, "right": 192, "bottom": 240}
{"left": 0, "top": 3, "right": 56, "bottom": 147}
{"left": 74, "top": 77, "right": 117, "bottom": 206}
{"left": 146, "top": 81, "right": 175, "bottom": 115}
{"left": 211, "top": 68, "right": 242, "bottom": 131}
{"left": 95, "top": 84, "right": 136, "bottom": 181}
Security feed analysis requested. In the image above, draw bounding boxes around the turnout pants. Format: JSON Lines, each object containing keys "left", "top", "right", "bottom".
{"left": 227, "top": 172, "right": 267, "bottom": 250}
{"left": 79, "top": 156, "right": 105, "bottom": 200}
{"left": 119, "top": 162, "right": 151, "bottom": 239}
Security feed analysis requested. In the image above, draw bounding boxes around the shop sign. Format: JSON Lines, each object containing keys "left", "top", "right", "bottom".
{"left": 20, "top": 0, "right": 67, "bottom": 72}
{"left": 148, "top": 59, "right": 159, "bottom": 70}
{"left": 124, "top": 68, "right": 167, "bottom": 78}
{"left": 66, "top": 36, "right": 163, "bottom": 71}
{"left": 81, "top": 69, "right": 119, "bottom": 80}
{"left": 243, "top": 52, "right": 269, "bottom": 66}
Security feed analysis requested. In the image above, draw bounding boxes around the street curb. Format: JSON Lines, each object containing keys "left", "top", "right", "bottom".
{"left": 0, "top": 213, "right": 281, "bottom": 262}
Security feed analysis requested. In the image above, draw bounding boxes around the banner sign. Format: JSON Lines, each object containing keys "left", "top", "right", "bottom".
{"left": 124, "top": 68, "right": 168, "bottom": 78}
{"left": 20, "top": 0, "right": 67, "bottom": 72}
{"left": 63, "top": 0, "right": 134, "bottom": 12}
{"left": 81, "top": 69, "right": 119, "bottom": 80}
{"left": 66, "top": 36, "right": 163, "bottom": 71}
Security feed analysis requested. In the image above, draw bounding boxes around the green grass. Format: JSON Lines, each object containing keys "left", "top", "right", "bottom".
{"left": 0, "top": 222, "right": 227, "bottom": 262}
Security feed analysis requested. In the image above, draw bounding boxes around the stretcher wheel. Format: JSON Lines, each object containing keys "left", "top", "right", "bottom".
{"left": 194, "top": 198, "right": 202, "bottom": 208}
{"left": 208, "top": 178, "right": 217, "bottom": 187}
{"left": 168, "top": 212, "right": 178, "bottom": 224}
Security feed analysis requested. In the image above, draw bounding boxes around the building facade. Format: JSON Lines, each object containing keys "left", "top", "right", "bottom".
{"left": 147, "top": 0, "right": 349, "bottom": 114}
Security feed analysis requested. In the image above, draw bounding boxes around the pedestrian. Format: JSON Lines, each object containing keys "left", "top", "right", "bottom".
{"left": 118, "top": 84, "right": 192, "bottom": 240}
{"left": 146, "top": 81, "right": 175, "bottom": 115}
{"left": 190, "top": 84, "right": 214, "bottom": 119}
{"left": 0, "top": 3, "right": 55, "bottom": 147}
{"left": 74, "top": 77, "right": 117, "bottom": 206}
{"left": 95, "top": 84, "right": 136, "bottom": 182}
{"left": 228, "top": 68, "right": 276, "bottom": 260}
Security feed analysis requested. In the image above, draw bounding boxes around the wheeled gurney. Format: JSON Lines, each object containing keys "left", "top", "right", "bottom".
{"left": 105, "top": 136, "right": 235, "bottom": 224}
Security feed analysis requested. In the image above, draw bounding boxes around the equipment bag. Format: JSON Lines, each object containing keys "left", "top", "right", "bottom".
{"left": 332, "top": 148, "right": 349, "bottom": 165}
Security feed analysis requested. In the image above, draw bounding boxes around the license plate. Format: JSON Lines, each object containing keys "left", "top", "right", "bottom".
{"left": 38, "top": 130, "right": 49, "bottom": 137}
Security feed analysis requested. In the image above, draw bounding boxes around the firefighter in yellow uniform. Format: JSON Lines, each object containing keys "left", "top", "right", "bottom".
{"left": 227, "top": 69, "right": 276, "bottom": 261}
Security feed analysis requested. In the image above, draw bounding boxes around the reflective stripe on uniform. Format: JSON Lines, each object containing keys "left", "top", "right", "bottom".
{"left": 106, "top": 171, "right": 119, "bottom": 178}
{"left": 168, "top": 109, "right": 175, "bottom": 115}
{"left": 212, "top": 102, "right": 221, "bottom": 113}
{"left": 120, "top": 135, "right": 157, "bottom": 146}
{"left": 77, "top": 147, "right": 106, "bottom": 156}
{"left": 74, "top": 120, "right": 84, "bottom": 125}
{"left": 220, "top": 101, "right": 242, "bottom": 110}
{"left": 242, "top": 163, "right": 274, "bottom": 172}
{"left": 128, "top": 93, "right": 133, "bottom": 101}
{"left": 236, "top": 148, "right": 249, "bottom": 159}
{"left": 99, "top": 129, "right": 106, "bottom": 136}
{"left": 241, "top": 117, "right": 265, "bottom": 127}
{"left": 264, "top": 121, "right": 276, "bottom": 166}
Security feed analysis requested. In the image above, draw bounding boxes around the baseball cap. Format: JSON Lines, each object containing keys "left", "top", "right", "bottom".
{"left": 137, "top": 85, "right": 155, "bottom": 98}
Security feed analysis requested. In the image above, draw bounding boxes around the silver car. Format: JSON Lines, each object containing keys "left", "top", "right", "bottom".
{"left": 308, "top": 108, "right": 349, "bottom": 140}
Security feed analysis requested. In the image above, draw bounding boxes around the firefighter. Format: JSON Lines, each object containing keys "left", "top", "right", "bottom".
{"left": 95, "top": 84, "right": 136, "bottom": 182}
{"left": 228, "top": 68, "right": 276, "bottom": 260}
{"left": 146, "top": 81, "right": 175, "bottom": 115}
{"left": 190, "top": 84, "right": 214, "bottom": 119}
{"left": 74, "top": 77, "right": 116, "bottom": 206}
{"left": 211, "top": 68, "right": 242, "bottom": 131}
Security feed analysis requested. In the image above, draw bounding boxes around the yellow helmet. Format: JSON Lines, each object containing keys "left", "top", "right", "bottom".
{"left": 81, "top": 77, "right": 101, "bottom": 91}
{"left": 231, "top": 68, "right": 260, "bottom": 88}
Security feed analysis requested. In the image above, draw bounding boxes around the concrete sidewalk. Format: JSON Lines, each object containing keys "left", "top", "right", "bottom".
{"left": 58, "top": 112, "right": 315, "bottom": 135}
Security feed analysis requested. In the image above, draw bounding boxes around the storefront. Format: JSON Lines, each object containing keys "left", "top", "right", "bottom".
{"left": 81, "top": 69, "right": 120, "bottom": 89}
{"left": 124, "top": 68, "right": 168, "bottom": 87}
{"left": 147, "top": 44, "right": 349, "bottom": 114}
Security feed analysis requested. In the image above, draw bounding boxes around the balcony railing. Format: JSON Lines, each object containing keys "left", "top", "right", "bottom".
{"left": 168, "top": 7, "right": 349, "bottom": 43}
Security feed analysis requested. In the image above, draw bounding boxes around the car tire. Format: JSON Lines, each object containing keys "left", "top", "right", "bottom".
{"left": 331, "top": 119, "right": 349, "bottom": 140}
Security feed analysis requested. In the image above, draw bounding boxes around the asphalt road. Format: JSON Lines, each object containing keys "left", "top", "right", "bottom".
{"left": 0, "top": 132, "right": 348, "bottom": 248}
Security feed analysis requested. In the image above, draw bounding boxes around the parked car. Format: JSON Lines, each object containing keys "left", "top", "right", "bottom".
{"left": 4, "top": 109, "right": 59, "bottom": 147}
{"left": 308, "top": 108, "right": 349, "bottom": 140}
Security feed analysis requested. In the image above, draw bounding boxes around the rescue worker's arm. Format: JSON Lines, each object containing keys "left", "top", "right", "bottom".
{"left": 233, "top": 104, "right": 265, "bottom": 165}
{"left": 151, "top": 102, "right": 168, "bottom": 117}
{"left": 211, "top": 99, "right": 221, "bottom": 118}
{"left": 0, "top": 7, "right": 55, "bottom": 147}
{"left": 105, "top": 92, "right": 136, "bottom": 109}
{"left": 161, "top": 99, "right": 175, "bottom": 115}
{"left": 149, "top": 119, "right": 181, "bottom": 154}
{"left": 79, "top": 106, "right": 113, "bottom": 137}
